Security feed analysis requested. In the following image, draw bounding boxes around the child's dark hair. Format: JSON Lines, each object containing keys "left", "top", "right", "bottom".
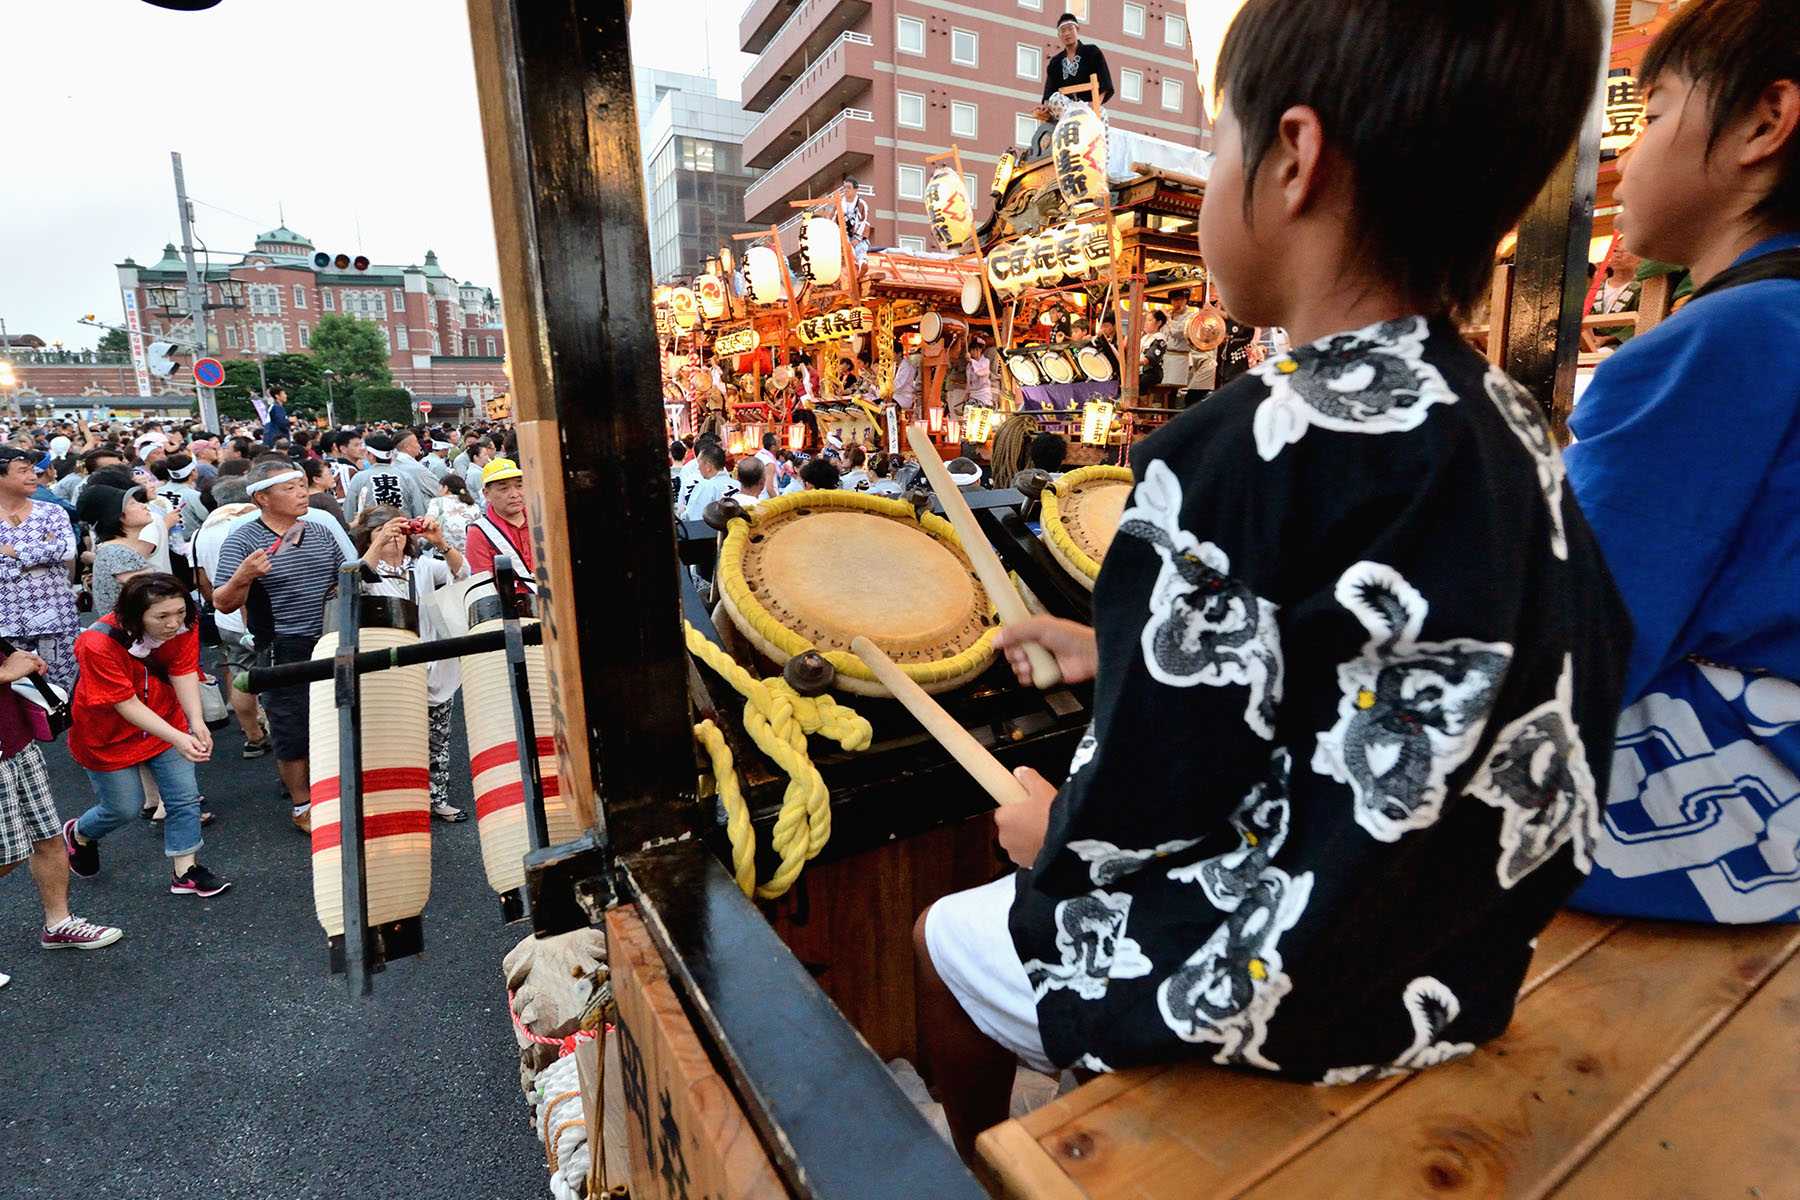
{"left": 1216, "top": 0, "right": 1603, "bottom": 316}
{"left": 1641, "top": 0, "right": 1800, "bottom": 228}
{"left": 1030, "top": 431, "right": 1069, "bottom": 472}
{"left": 800, "top": 457, "right": 840, "bottom": 490}
{"left": 114, "top": 573, "right": 197, "bottom": 640}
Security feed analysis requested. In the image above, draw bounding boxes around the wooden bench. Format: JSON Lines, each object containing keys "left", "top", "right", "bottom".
{"left": 976, "top": 911, "right": 1800, "bottom": 1198}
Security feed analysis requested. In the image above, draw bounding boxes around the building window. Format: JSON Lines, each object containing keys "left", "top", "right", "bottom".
{"left": 298, "top": 323, "right": 310, "bottom": 348}
{"left": 1015, "top": 113, "right": 1037, "bottom": 145}
{"left": 1162, "top": 77, "right": 1184, "bottom": 111}
{"left": 951, "top": 28, "right": 978, "bottom": 67}
{"left": 1067, "top": 0, "right": 1088, "bottom": 20}
{"left": 1165, "top": 12, "right": 1187, "bottom": 48}
{"left": 897, "top": 15, "right": 924, "bottom": 55}
{"left": 898, "top": 163, "right": 926, "bottom": 201}
{"left": 898, "top": 235, "right": 928, "bottom": 253}
{"left": 898, "top": 90, "right": 925, "bottom": 130}
{"left": 248, "top": 284, "right": 281, "bottom": 315}
{"left": 1018, "top": 0, "right": 1040, "bottom": 9}
{"left": 1016, "top": 43, "right": 1040, "bottom": 80}
{"left": 224, "top": 326, "right": 238, "bottom": 349}
{"left": 1121, "top": 68, "right": 1143, "bottom": 104}
{"left": 486, "top": 336, "right": 497, "bottom": 356}
{"left": 293, "top": 284, "right": 306, "bottom": 308}
{"left": 396, "top": 325, "right": 408, "bottom": 350}
{"left": 963, "top": 173, "right": 979, "bottom": 202}
{"left": 255, "top": 324, "right": 286, "bottom": 354}
{"left": 951, "top": 101, "right": 977, "bottom": 139}
{"left": 321, "top": 288, "right": 333, "bottom": 311}
{"left": 393, "top": 291, "right": 404, "bottom": 312}
{"left": 1123, "top": 3, "right": 1145, "bottom": 37}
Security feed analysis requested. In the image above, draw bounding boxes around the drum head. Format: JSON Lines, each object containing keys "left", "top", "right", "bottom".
{"left": 960, "top": 276, "right": 984, "bottom": 316}
{"left": 1075, "top": 344, "right": 1115, "bottom": 381}
{"left": 1038, "top": 350, "right": 1076, "bottom": 384}
{"left": 921, "top": 311, "right": 944, "bottom": 343}
{"left": 715, "top": 492, "right": 997, "bottom": 695}
{"left": 1040, "top": 465, "right": 1135, "bottom": 591}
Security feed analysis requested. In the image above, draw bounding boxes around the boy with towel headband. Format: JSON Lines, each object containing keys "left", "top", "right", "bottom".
{"left": 914, "top": 0, "right": 1630, "bottom": 1159}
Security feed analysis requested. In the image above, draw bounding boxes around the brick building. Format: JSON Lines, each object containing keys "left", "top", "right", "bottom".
{"left": 738, "top": 0, "right": 1206, "bottom": 247}
{"left": 11, "top": 226, "right": 512, "bottom": 419}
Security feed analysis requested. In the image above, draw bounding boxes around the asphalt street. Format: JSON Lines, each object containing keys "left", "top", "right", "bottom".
{"left": 1, "top": 685, "right": 546, "bottom": 1199}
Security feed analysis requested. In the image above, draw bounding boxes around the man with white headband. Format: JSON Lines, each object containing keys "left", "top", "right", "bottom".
{"left": 212, "top": 460, "right": 367, "bottom": 833}
{"left": 151, "top": 454, "right": 210, "bottom": 543}
{"left": 346, "top": 432, "right": 434, "bottom": 520}
{"left": 1035, "top": 12, "right": 1114, "bottom": 122}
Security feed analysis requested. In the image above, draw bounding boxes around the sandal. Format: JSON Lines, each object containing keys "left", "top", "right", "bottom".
{"left": 152, "top": 801, "right": 216, "bottom": 828}
{"left": 431, "top": 801, "right": 468, "bottom": 823}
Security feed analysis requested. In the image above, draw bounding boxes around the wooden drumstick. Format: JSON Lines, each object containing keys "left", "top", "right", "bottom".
{"left": 851, "top": 637, "right": 1029, "bottom": 807}
{"left": 904, "top": 423, "right": 1063, "bottom": 689}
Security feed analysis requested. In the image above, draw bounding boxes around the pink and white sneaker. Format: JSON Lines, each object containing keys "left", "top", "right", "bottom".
{"left": 40, "top": 915, "right": 123, "bottom": 951}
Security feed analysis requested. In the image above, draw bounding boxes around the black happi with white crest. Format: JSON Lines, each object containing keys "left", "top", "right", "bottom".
{"left": 1009, "top": 317, "right": 1630, "bottom": 1081}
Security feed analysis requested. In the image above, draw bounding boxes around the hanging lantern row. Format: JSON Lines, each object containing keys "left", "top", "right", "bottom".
{"left": 797, "top": 306, "right": 873, "bottom": 344}
{"left": 1080, "top": 399, "right": 1116, "bottom": 446}
{"left": 799, "top": 217, "right": 843, "bottom": 287}
{"left": 714, "top": 326, "right": 761, "bottom": 357}
{"left": 924, "top": 165, "right": 976, "bottom": 252}
{"left": 986, "top": 222, "right": 1122, "bottom": 296}
{"left": 1052, "top": 103, "right": 1108, "bottom": 209}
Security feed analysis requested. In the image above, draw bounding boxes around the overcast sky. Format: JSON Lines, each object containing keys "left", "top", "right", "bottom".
{"left": 0, "top": 0, "right": 754, "bottom": 351}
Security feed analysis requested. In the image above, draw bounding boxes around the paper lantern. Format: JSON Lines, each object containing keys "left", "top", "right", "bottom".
{"left": 927, "top": 405, "right": 945, "bottom": 434}
{"left": 924, "top": 165, "right": 976, "bottom": 251}
{"left": 945, "top": 419, "right": 962, "bottom": 444}
{"left": 800, "top": 217, "right": 843, "bottom": 286}
{"left": 1188, "top": 0, "right": 1250, "bottom": 121}
{"left": 1081, "top": 399, "right": 1115, "bottom": 446}
{"left": 460, "top": 584, "right": 578, "bottom": 908}
{"left": 745, "top": 246, "right": 783, "bottom": 304}
{"left": 991, "top": 149, "right": 1017, "bottom": 197}
{"left": 696, "top": 274, "right": 728, "bottom": 320}
{"left": 963, "top": 406, "right": 995, "bottom": 443}
{"left": 1051, "top": 103, "right": 1108, "bottom": 209}
{"left": 670, "top": 287, "right": 699, "bottom": 329}
{"left": 309, "top": 617, "right": 430, "bottom": 941}
{"left": 787, "top": 423, "right": 807, "bottom": 451}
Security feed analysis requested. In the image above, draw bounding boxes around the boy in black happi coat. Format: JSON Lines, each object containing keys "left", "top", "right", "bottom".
{"left": 914, "top": 0, "right": 1632, "bottom": 1160}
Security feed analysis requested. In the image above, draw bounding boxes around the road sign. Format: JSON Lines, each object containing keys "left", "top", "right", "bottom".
{"left": 193, "top": 357, "right": 224, "bottom": 388}
{"left": 418, "top": 400, "right": 433, "bottom": 414}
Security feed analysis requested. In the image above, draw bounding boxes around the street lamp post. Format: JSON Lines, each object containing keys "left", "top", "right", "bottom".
{"left": 323, "top": 368, "right": 336, "bottom": 428}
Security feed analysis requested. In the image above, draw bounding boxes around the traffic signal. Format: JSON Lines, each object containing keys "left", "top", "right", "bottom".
{"left": 145, "top": 341, "right": 179, "bottom": 378}
{"left": 310, "top": 251, "right": 372, "bottom": 273}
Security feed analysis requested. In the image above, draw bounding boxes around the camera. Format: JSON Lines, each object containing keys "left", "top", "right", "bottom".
{"left": 403, "top": 519, "right": 427, "bottom": 535}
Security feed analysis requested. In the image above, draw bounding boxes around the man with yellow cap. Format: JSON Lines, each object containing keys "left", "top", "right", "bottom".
{"left": 465, "top": 456, "right": 533, "bottom": 581}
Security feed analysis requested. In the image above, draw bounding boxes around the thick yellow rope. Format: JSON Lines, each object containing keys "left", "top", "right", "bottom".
{"left": 1041, "top": 465, "right": 1135, "bottom": 583}
{"left": 686, "top": 622, "right": 872, "bottom": 899}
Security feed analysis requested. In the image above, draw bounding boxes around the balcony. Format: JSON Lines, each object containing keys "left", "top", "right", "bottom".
{"left": 741, "top": 0, "right": 870, "bottom": 114}
{"left": 741, "top": 108, "right": 875, "bottom": 226}
{"left": 743, "top": 32, "right": 875, "bottom": 168}
{"left": 739, "top": 0, "right": 799, "bottom": 55}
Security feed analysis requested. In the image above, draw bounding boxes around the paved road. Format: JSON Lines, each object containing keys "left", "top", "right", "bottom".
{"left": 1, "top": 688, "right": 546, "bottom": 1199}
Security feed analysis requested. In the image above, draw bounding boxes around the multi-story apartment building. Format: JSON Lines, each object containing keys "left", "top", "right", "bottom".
{"left": 737, "top": 0, "right": 1204, "bottom": 250}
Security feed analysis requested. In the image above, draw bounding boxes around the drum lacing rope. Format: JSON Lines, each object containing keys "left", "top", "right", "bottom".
{"left": 685, "top": 621, "right": 873, "bottom": 899}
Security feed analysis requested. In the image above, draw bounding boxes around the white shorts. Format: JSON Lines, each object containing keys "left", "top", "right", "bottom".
{"left": 924, "top": 874, "right": 1055, "bottom": 1073}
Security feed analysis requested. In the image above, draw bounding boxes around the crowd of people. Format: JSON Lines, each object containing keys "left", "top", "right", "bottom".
{"left": 0, "top": 398, "right": 532, "bottom": 986}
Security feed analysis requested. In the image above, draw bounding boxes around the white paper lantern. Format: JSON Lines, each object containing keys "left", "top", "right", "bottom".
{"left": 924, "top": 166, "right": 976, "bottom": 251}
{"left": 800, "top": 217, "right": 843, "bottom": 286}
{"left": 1052, "top": 103, "right": 1108, "bottom": 209}
{"left": 460, "top": 596, "right": 579, "bottom": 903}
{"left": 309, "top": 623, "right": 430, "bottom": 939}
{"left": 695, "top": 274, "right": 728, "bottom": 320}
{"left": 670, "top": 287, "right": 699, "bottom": 329}
{"left": 746, "top": 246, "right": 784, "bottom": 304}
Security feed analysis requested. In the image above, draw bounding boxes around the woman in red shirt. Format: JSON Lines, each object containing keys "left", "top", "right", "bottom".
{"left": 62, "top": 574, "right": 231, "bottom": 897}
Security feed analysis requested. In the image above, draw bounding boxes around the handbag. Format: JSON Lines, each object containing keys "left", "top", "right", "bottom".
{"left": 199, "top": 669, "right": 231, "bottom": 730}
{"left": 0, "top": 637, "right": 71, "bottom": 741}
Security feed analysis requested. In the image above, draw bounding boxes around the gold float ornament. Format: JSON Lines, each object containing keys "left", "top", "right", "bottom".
{"left": 800, "top": 217, "right": 843, "bottom": 286}
{"left": 924, "top": 165, "right": 976, "bottom": 251}
{"left": 1080, "top": 399, "right": 1115, "bottom": 446}
{"left": 669, "top": 287, "right": 699, "bottom": 329}
{"left": 797, "top": 306, "right": 874, "bottom": 345}
{"left": 1052, "top": 103, "right": 1108, "bottom": 209}
{"left": 714, "top": 326, "right": 761, "bottom": 357}
{"left": 745, "top": 246, "right": 784, "bottom": 304}
{"left": 696, "top": 274, "right": 728, "bottom": 321}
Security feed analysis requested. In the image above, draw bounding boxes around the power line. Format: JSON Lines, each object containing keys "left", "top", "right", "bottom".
{"left": 189, "top": 197, "right": 281, "bottom": 230}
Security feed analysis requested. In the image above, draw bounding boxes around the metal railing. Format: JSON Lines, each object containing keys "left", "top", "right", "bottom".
{"left": 743, "top": 108, "right": 873, "bottom": 214}
{"left": 750, "top": 29, "right": 873, "bottom": 133}
{"left": 742, "top": 0, "right": 861, "bottom": 95}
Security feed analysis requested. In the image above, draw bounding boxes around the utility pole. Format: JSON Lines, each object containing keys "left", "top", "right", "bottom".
{"left": 172, "top": 151, "right": 222, "bottom": 432}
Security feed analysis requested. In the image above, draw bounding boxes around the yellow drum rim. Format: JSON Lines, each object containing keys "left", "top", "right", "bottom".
{"left": 714, "top": 489, "right": 998, "bottom": 693}
{"left": 1040, "top": 464, "right": 1135, "bottom": 591}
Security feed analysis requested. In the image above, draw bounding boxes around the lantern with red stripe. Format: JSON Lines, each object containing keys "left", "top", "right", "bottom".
{"left": 309, "top": 598, "right": 432, "bottom": 944}
{"left": 459, "top": 581, "right": 581, "bottom": 913}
